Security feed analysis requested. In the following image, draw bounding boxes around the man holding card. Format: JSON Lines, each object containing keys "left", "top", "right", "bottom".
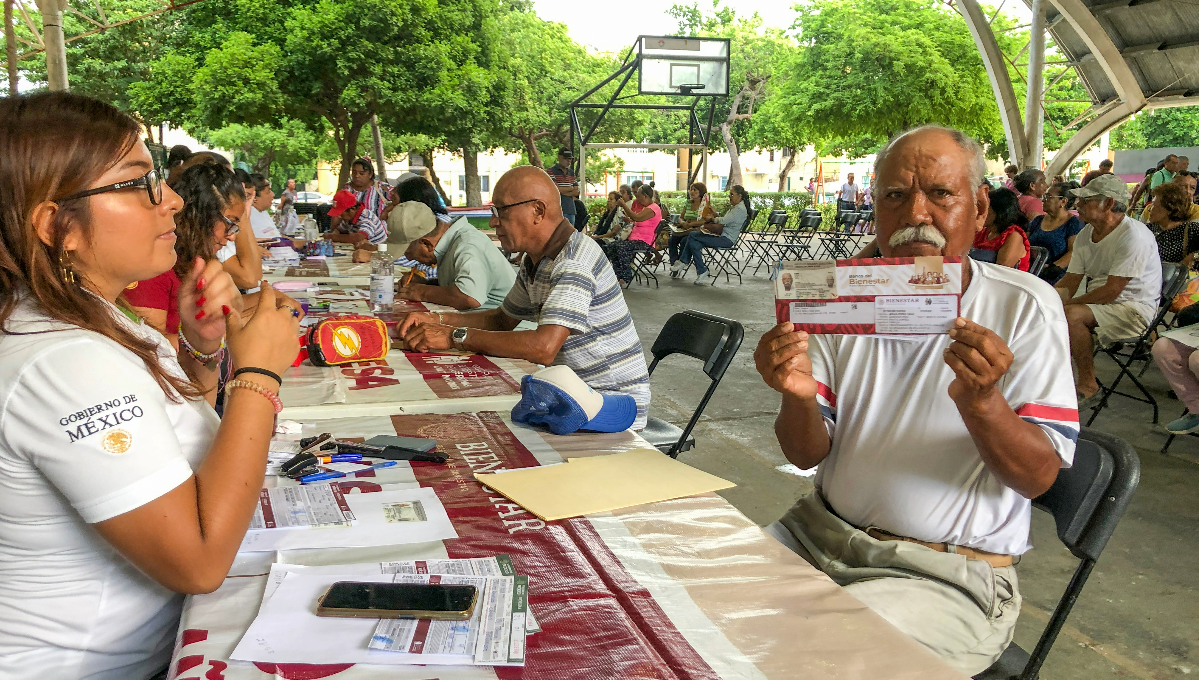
{"left": 755, "top": 125, "right": 1078, "bottom": 675}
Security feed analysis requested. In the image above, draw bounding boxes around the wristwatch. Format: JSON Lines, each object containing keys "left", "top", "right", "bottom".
{"left": 451, "top": 327, "right": 469, "bottom": 350}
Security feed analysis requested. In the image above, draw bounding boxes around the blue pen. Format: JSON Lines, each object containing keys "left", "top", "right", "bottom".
{"left": 299, "top": 460, "right": 397, "bottom": 484}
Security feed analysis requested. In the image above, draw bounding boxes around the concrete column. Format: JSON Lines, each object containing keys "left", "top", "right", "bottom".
{"left": 1024, "top": 0, "right": 1045, "bottom": 168}
{"left": 37, "top": 0, "right": 67, "bottom": 91}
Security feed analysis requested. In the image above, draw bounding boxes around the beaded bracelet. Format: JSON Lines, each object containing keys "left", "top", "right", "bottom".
{"left": 177, "top": 328, "right": 225, "bottom": 366}
{"left": 224, "top": 379, "right": 283, "bottom": 414}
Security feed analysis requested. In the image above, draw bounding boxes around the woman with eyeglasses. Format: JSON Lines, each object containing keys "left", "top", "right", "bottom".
{"left": 0, "top": 92, "right": 300, "bottom": 679}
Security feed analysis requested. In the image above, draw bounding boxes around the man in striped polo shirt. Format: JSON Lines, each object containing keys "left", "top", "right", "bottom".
{"left": 398, "top": 166, "right": 650, "bottom": 429}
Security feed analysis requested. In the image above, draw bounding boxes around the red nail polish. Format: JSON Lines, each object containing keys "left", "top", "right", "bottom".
{"left": 195, "top": 310, "right": 206, "bottom": 320}
{"left": 197, "top": 296, "right": 206, "bottom": 306}
{"left": 222, "top": 305, "right": 231, "bottom": 315}
{"left": 196, "top": 277, "right": 206, "bottom": 291}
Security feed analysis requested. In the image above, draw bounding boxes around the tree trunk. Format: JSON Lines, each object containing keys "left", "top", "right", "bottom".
{"left": 423, "top": 149, "right": 451, "bottom": 206}
{"left": 777, "top": 149, "right": 796, "bottom": 192}
{"left": 721, "top": 122, "right": 743, "bottom": 188}
{"left": 463, "top": 145, "right": 482, "bottom": 207}
{"left": 255, "top": 152, "right": 275, "bottom": 176}
{"left": 4, "top": 0, "right": 17, "bottom": 95}
{"left": 336, "top": 119, "right": 366, "bottom": 188}
{"left": 370, "top": 113, "right": 388, "bottom": 184}
{"left": 520, "top": 131, "right": 545, "bottom": 169}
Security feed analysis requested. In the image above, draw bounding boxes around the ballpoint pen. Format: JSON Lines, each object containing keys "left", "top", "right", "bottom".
{"left": 299, "top": 460, "right": 397, "bottom": 484}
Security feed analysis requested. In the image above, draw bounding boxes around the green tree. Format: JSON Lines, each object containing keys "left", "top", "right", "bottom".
{"left": 204, "top": 118, "right": 320, "bottom": 177}
{"left": 775, "top": 0, "right": 1001, "bottom": 155}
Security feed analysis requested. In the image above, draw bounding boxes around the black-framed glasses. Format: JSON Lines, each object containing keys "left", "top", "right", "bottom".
{"left": 55, "top": 168, "right": 165, "bottom": 206}
{"left": 219, "top": 214, "right": 241, "bottom": 236}
{"left": 490, "top": 198, "right": 538, "bottom": 218}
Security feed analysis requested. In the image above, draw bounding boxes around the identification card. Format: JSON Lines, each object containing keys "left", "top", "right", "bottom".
{"left": 774, "top": 257, "right": 962, "bottom": 334}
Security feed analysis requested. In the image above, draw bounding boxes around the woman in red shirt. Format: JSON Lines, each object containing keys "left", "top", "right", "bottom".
{"left": 973, "top": 188, "right": 1031, "bottom": 271}
{"left": 125, "top": 164, "right": 247, "bottom": 348}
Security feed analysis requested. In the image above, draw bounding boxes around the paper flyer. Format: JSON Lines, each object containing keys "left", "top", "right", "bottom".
{"left": 774, "top": 256, "right": 963, "bottom": 334}
{"left": 248, "top": 484, "right": 355, "bottom": 530}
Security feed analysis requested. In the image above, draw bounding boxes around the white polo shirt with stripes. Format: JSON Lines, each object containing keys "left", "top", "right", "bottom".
{"left": 502, "top": 227, "right": 651, "bottom": 429}
{"left": 808, "top": 259, "right": 1078, "bottom": 555}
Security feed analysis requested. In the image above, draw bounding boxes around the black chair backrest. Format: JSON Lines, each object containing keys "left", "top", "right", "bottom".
{"left": 969, "top": 248, "right": 999, "bottom": 263}
{"left": 768, "top": 211, "right": 789, "bottom": 227}
{"left": 648, "top": 311, "right": 744, "bottom": 457}
{"left": 743, "top": 208, "right": 758, "bottom": 230}
{"left": 1161, "top": 261, "right": 1189, "bottom": 301}
{"left": 798, "top": 214, "right": 822, "bottom": 230}
{"left": 1028, "top": 246, "right": 1049, "bottom": 277}
{"left": 800, "top": 207, "right": 820, "bottom": 216}
{"left": 1032, "top": 431, "right": 1125, "bottom": 560}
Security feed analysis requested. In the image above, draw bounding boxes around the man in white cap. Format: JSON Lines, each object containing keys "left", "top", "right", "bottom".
{"left": 398, "top": 202, "right": 516, "bottom": 310}
{"left": 1055, "top": 173, "right": 1162, "bottom": 406}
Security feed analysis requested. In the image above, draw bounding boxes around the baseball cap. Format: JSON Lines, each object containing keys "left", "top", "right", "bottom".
{"left": 386, "top": 201, "right": 439, "bottom": 248}
{"left": 327, "top": 189, "right": 359, "bottom": 217}
{"left": 511, "top": 365, "right": 637, "bottom": 435}
{"left": 1069, "top": 173, "right": 1130, "bottom": 204}
{"left": 557, "top": 147, "right": 573, "bottom": 159}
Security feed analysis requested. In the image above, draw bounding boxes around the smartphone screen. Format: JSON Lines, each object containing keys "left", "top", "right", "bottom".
{"left": 319, "top": 581, "right": 476, "bottom": 615}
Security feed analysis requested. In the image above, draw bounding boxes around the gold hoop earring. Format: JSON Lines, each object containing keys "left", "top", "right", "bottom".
{"left": 59, "top": 250, "right": 76, "bottom": 285}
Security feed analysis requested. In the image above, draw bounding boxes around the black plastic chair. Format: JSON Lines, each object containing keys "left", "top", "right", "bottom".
{"left": 778, "top": 213, "right": 821, "bottom": 261}
{"left": 1027, "top": 246, "right": 1049, "bottom": 277}
{"left": 744, "top": 210, "right": 789, "bottom": 275}
{"left": 1086, "top": 261, "right": 1190, "bottom": 425}
{"left": 975, "top": 428, "right": 1140, "bottom": 680}
{"left": 819, "top": 213, "right": 858, "bottom": 259}
{"left": 640, "top": 311, "right": 744, "bottom": 458}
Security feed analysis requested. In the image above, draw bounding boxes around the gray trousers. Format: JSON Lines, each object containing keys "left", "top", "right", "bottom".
{"left": 766, "top": 492, "right": 1021, "bottom": 675}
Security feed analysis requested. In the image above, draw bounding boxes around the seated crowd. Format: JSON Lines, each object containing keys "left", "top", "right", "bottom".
{"left": 0, "top": 90, "right": 1194, "bottom": 680}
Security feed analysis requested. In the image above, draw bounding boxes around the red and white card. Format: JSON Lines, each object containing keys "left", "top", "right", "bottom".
{"left": 774, "top": 256, "right": 963, "bottom": 334}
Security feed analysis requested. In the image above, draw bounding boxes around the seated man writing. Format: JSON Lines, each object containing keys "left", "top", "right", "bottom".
{"left": 396, "top": 201, "right": 516, "bottom": 310}
{"left": 755, "top": 125, "right": 1078, "bottom": 675}
{"left": 1054, "top": 174, "right": 1161, "bottom": 407}
{"left": 398, "top": 166, "right": 651, "bottom": 428}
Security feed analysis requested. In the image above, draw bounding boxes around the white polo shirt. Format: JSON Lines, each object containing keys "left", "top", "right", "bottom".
{"left": 809, "top": 260, "right": 1079, "bottom": 555}
{"left": 0, "top": 298, "right": 219, "bottom": 679}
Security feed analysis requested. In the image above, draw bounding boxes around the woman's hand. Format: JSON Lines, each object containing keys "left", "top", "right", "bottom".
{"left": 178, "top": 257, "right": 240, "bottom": 352}
{"left": 225, "top": 283, "right": 302, "bottom": 377}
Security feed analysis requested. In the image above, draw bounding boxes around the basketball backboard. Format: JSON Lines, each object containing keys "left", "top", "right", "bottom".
{"left": 638, "top": 36, "right": 730, "bottom": 97}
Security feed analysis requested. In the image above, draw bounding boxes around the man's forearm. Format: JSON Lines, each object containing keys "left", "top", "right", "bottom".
{"left": 1065, "top": 284, "right": 1122, "bottom": 306}
{"left": 958, "top": 390, "right": 1060, "bottom": 498}
{"left": 775, "top": 393, "right": 833, "bottom": 470}
{"left": 461, "top": 328, "right": 563, "bottom": 365}
{"left": 433, "top": 307, "right": 510, "bottom": 331}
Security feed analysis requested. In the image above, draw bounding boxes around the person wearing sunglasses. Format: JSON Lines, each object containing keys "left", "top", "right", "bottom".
{"left": 0, "top": 92, "right": 301, "bottom": 679}
{"left": 396, "top": 166, "right": 651, "bottom": 430}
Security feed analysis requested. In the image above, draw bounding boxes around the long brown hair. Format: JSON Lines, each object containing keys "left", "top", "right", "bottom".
{"left": 0, "top": 91, "right": 199, "bottom": 400}
{"left": 170, "top": 163, "right": 245, "bottom": 279}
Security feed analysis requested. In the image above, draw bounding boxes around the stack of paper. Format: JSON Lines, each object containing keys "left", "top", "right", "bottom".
{"left": 230, "top": 557, "right": 534, "bottom": 667}
{"left": 264, "top": 245, "right": 301, "bottom": 266}
{"left": 238, "top": 486, "right": 457, "bottom": 552}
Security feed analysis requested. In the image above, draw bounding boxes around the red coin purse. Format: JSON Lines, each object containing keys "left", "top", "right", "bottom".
{"left": 306, "top": 315, "right": 391, "bottom": 366}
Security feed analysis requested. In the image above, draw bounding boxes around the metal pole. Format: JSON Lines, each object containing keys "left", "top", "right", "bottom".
{"left": 369, "top": 113, "right": 388, "bottom": 183}
{"left": 4, "top": 0, "right": 17, "bottom": 95}
{"left": 1024, "top": 0, "right": 1045, "bottom": 168}
{"left": 38, "top": 0, "right": 68, "bottom": 90}
{"left": 578, "top": 145, "right": 587, "bottom": 203}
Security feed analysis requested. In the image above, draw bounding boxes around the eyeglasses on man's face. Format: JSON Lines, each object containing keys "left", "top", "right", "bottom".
{"left": 489, "top": 198, "right": 538, "bottom": 219}
{"left": 55, "top": 168, "right": 165, "bottom": 206}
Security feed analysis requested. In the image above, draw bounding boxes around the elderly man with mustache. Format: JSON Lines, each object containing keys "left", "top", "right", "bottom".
{"left": 754, "top": 126, "right": 1079, "bottom": 674}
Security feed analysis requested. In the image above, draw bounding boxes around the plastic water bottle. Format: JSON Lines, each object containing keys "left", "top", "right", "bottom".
{"left": 370, "top": 244, "right": 394, "bottom": 313}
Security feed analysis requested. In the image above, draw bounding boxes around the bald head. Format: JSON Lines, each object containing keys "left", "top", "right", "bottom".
{"left": 490, "top": 165, "right": 567, "bottom": 254}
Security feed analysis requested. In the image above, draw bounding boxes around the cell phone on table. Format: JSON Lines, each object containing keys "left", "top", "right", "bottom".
{"left": 316, "top": 581, "right": 478, "bottom": 620}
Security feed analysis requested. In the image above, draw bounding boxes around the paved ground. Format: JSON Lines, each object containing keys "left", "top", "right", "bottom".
{"left": 620, "top": 267, "right": 1198, "bottom": 680}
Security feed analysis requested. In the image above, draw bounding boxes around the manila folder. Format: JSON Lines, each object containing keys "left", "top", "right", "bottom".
{"left": 474, "top": 448, "right": 735, "bottom": 521}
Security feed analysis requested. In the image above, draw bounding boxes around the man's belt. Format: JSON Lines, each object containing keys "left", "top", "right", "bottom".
{"left": 864, "top": 527, "right": 1015, "bottom": 568}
